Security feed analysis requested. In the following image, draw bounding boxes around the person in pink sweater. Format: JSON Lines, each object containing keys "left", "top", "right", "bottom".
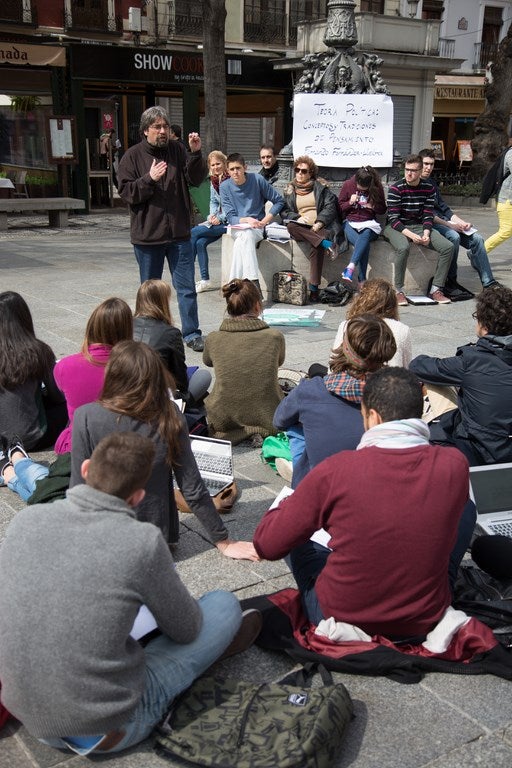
{"left": 53, "top": 298, "right": 133, "bottom": 453}
{"left": 254, "top": 367, "right": 472, "bottom": 640}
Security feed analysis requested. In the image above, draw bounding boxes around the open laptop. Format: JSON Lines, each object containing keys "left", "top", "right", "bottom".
{"left": 190, "top": 435, "right": 234, "bottom": 496}
{"left": 469, "top": 462, "right": 512, "bottom": 536}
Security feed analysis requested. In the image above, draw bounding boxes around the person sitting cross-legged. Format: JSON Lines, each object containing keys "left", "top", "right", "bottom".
{"left": 409, "top": 284, "right": 512, "bottom": 466}
{"left": 254, "top": 367, "right": 474, "bottom": 637}
{"left": 0, "top": 432, "right": 261, "bottom": 756}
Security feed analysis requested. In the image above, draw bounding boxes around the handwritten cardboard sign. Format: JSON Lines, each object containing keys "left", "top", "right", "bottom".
{"left": 292, "top": 93, "right": 394, "bottom": 168}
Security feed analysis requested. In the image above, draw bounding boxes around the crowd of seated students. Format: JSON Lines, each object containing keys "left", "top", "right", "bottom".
{"left": 1, "top": 151, "right": 512, "bottom": 754}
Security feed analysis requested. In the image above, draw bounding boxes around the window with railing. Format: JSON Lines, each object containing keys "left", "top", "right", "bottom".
{"left": 1, "top": 0, "right": 37, "bottom": 25}
{"left": 289, "top": 1, "right": 328, "bottom": 45}
{"left": 64, "top": 0, "right": 122, "bottom": 35}
{"left": 438, "top": 38, "right": 455, "bottom": 58}
{"left": 474, "top": 41, "right": 500, "bottom": 70}
{"left": 244, "top": 1, "right": 287, "bottom": 45}
{"left": 172, "top": 0, "right": 204, "bottom": 36}
{"left": 360, "top": 0, "right": 384, "bottom": 12}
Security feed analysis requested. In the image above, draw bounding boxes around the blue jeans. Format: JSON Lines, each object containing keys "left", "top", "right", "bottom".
{"left": 285, "top": 541, "right": 330, "bottom": 625}
{"left": 7, "top": 458, "right": 49, "bottom": 502}
{"left": 133, "top": 241, "right": 201, "bottom": 342}
{"left": 433, "top": 224, "right": 495, "bottom": 286}
{"left": 190, "top": 224, "right": 226, "bottom": 281}
{"left": 342, "top": 221, "right": 379, "bottom": 281}
{"left": 40, "top": 590, "right": 242, "bottom": 755}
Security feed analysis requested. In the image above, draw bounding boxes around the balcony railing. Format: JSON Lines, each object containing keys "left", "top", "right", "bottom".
{"left": 0, "top": 0, "right": 37, "bottom": 25}
{"left": 438, "top": 38, "right": 455, "bottom": 59}
{"left": 244, "top": 11, "right": 287, "bottom": 45}
{"left": 168, "top": 2, "right": 203, "bottom": 37}
{"left": 473, "top": 41, "right": 499, "bottom": 70}
{"left": 64, "top": 6, "right": 122, "bottom": 35}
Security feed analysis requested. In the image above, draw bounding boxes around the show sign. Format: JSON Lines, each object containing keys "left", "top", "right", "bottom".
{"left": 292, "top": 93, "right": 394, "bottom": 168}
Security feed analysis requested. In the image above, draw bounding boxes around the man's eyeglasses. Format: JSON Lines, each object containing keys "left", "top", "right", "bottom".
{"left": 472, "top": 311, "right": 478, "bottom": 320}
{"left": 404, "top": 167, "right": 421, "bottom": 174}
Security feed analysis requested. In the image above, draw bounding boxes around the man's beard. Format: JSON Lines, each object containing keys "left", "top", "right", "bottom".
{"left": 148, "top": 135, "right": 169, "bottom": 148}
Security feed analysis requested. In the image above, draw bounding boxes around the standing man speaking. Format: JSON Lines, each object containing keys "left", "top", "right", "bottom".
{"left": 118, "top": 106, "right": 207, "bottom": 352}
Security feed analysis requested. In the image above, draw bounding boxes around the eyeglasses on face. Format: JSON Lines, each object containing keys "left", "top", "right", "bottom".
{"left": 295, "top": 168, "right": 310, "bottom": 174}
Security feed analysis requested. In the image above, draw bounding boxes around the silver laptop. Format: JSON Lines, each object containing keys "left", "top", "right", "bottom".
{"left": 190, "top": 435, "right": 234, "bottom": 496}
{"left": 469, "top": 462, "right": 512, "bottom": 536}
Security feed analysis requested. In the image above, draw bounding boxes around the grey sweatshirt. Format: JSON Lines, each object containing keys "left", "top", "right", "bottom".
{"left": 0, "top": 484, "right": 202, "bottom": 738}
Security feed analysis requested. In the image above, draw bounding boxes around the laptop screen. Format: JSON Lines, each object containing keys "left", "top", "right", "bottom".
{"left": 470, "top": 464, "right": 512, "bottom": 516}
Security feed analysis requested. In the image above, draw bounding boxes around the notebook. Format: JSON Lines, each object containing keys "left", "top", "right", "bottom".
{"left": 190, "top": 435, "right": 234, "bottom": 496}
{"left": 469, "top": 462, "right": 512, "bottom": 536}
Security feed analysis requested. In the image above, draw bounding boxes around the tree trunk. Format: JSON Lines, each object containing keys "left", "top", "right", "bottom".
{"left": 471, "top": 25, "right": 512, "bottom": 178}
{"left": 202, "top": 0, "right": 227, "bottom": 156}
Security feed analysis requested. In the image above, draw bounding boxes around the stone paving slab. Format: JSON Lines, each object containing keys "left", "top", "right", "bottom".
{"left": 1, "top": 206, "right": 512, "bottom": 767}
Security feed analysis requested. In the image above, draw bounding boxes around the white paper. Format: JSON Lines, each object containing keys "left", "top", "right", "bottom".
{"left": 292, "top": 93, "right": 394, "bottom": 168}
{"left": 130, "top": 605, "right": 158, "bottom": 640}
{"left": 405, "top": 295, "right": 437, "bottom": 305}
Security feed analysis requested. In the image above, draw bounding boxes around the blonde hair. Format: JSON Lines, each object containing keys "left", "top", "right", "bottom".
{"left": 208, "top": 150, "right": 227, "bottom": 175}
{"left": 346, "top": 278, "right": 399, "bottom": 322}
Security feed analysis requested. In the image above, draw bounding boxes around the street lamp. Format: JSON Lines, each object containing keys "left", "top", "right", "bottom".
{"left": 406, "top": 0, "right": 420, "bottom": 18}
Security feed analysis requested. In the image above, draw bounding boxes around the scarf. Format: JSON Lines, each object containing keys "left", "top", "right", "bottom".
{"left": 324, "top": 371, "right": 365, "bottom": 403}
{"left": 357, "top": 418, "right": 430, "bottom": 450}
{"left": 291, "top": 178, "right": 315, "bottom": 196}
{"left": 211, "top": 171, "right": 229, "bottom": 194}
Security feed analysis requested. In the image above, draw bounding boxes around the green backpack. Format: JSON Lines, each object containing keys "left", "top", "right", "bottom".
{"left": 154, "top": 664, "right": 353, "bottom": 768}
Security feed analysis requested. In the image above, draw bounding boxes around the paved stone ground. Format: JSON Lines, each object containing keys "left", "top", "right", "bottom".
{"left": 1, "top": 204, "right": 512, "bottom": 767}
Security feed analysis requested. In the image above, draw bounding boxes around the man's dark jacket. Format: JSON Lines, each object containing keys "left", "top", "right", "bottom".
{"left": 410, "top": 335, "right": 512, "bottom": 464}
{"left": 118, "top": 139, "right": 207, "bottom": 245}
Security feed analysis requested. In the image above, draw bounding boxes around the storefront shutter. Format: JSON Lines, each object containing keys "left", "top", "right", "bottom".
{"left": 391, "top": 95, "right": 414, "bottom": 159}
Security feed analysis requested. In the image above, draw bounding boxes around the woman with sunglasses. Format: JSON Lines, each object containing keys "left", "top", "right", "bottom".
{"left": 281, "top": 156, "right": 339, "bottom": 303}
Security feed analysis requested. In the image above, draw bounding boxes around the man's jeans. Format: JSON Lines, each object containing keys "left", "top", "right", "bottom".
{"left": 342, "top": 221, "right": 379, "bottom": 281}
{"left": 133, "top": 241, "right": 201, "bottom": 342}
{"left": 433, "top": 223, "right": 494, "bottom": 286}
{"left": 190, "top": 224, "right": 226, "bottom": 281}
{"left": 7, "top": 458, "right": 49, "bottom": 502}
{"left": 40, "top": 591, "right": 242, "bottom": 755}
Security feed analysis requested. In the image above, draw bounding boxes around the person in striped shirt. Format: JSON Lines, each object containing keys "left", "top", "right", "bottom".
{"left": 383, "top": 154, "right": 454, "bottom": 306}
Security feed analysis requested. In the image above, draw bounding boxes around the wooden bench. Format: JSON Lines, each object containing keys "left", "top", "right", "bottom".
{"left": 0, "top": 197, "right": 86, "bottom": 230}
{"left": 221, "top": 234, "right": 438, "bottom": 299}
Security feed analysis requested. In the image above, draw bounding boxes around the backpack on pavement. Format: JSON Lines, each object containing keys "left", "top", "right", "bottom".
{"left": 154, "top": 663, "right": 353, "bottom": 768}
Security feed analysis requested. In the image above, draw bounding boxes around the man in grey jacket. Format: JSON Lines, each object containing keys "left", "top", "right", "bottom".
{"left": 0, "top": 432, "right": 259, "bottom": 755}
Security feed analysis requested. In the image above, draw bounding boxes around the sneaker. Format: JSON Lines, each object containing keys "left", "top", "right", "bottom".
{"left": 428, "top": 289, "right": 451, "bottom": 304}
{"left": 396, "top": 291, "right": 408, "bottom": 306}
{"left": 275, "top": 457, "right": 293, "bottom": 483}
{"left": 186, "top": 336, "right": 205, "bottom": 352}
{"left": 218, "top": 609, "right": 263, "bottom": 661}
{"left": 341, "top": 267, "right": 354, "bottom": 283}
{"left": 8, "top": 434, "right": 29, "bottom": 462}
{"left": 483, "top": 280, "right": 501, "bottom": 290}
{"left": 195, "top": 279, "right": 212, "bottom": 293}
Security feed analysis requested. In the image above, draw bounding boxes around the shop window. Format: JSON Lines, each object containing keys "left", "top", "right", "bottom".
{"left": 244, "top": 1, "right": 287, "bottom": 45}
{"left": 0, "top": 98, "right": 53, "bottom": 169}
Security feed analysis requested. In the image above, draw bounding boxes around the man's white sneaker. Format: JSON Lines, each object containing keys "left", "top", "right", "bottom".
{"left": 196, "top": 280, "right": 212, "bottom": 293}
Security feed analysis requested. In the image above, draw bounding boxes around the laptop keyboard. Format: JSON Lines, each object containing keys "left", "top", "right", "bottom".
{"left": 488, "top": 521, "right": 512, "bottom": 537}
{"left": 203, "top": 477, "right": 230, "bottom": 494}
{"left": 194, "top": 453, "right": 232, "bottom": 475}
